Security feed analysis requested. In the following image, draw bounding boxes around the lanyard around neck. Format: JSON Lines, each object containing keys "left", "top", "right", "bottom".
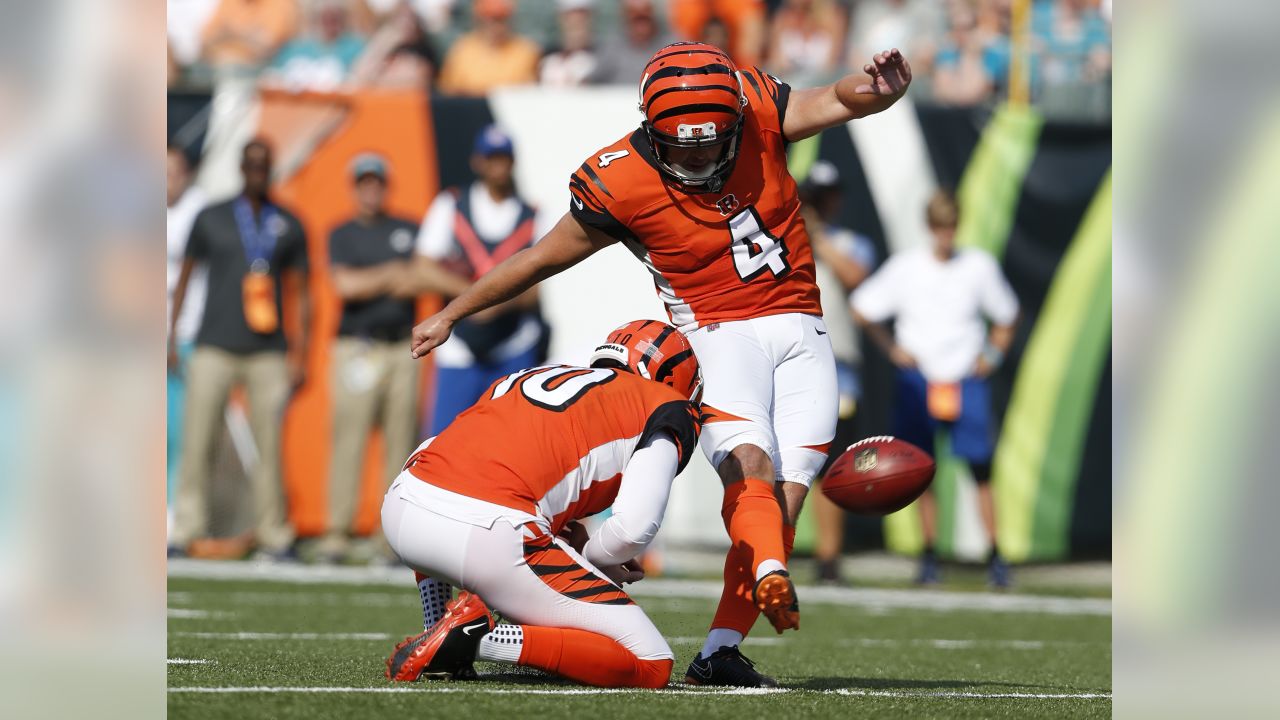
{"left": 234, "top": 197, "right": 280, "bottom": 272}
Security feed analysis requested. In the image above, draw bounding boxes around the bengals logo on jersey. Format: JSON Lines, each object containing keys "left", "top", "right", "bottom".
{"left": 716, "top": 194, "right": 740, "bottom": 215}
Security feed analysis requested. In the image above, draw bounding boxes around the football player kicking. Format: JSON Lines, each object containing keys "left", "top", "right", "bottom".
{"left": 410, "top": 42, "right": 912, "bottom": 687}
{"left": 383, "top": 320, "right": 703, "bottom": 688}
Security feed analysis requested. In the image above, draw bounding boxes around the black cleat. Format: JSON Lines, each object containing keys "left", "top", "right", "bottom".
{"left": 683, "top": 645, "right": 778, "bottom": 688}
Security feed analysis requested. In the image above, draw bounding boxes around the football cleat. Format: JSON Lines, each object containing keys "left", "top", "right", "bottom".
{"left": 684, "top": 645, "right": 778, "bottom": 688}
{"left": 752, "top": 569, "right": 799, "bottom": 633}
{"left": 385, "top": 591, "right": 494, "bottom": 681}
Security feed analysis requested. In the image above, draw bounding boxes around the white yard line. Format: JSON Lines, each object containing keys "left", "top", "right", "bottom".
{"left": 839, "top": 638, "right": 1064, "bottom": 650}
{"left": 667, "top": 636, "right": 785, "bottom": 646}
{"left": 168, "top": 609, "right": 234, "bottom": 619}
{"left": 167, "top": 685, "right": 1110, "bottom": 699}
{"left": 171, "top": 632, "right": 390, "bottom": 641}
{"left": 167, "top": 659, "right": 214, "bottom": 665}
{"left": 167, "top": 559, "right": 1110, "bottom": 616}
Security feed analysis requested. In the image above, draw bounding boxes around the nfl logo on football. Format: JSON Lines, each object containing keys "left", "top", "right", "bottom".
{"left": 854, "top": 448, "right": 878, "bottom": 473}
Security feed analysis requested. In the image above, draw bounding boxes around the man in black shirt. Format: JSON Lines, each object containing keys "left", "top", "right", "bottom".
{"left": 320, "top": 154, "right": 465, "bottom": 563}
{"left": 168, "top": 138, "right": 310, "bottom": 561}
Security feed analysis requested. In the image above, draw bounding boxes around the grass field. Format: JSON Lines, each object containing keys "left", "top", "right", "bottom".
{"left": 168, "top": 562, "right": 1111, "bottom": 719}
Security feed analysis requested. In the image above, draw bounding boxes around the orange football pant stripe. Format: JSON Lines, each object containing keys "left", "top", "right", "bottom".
{"left": 518, "top": 626, "right": 672, "bottom": 688}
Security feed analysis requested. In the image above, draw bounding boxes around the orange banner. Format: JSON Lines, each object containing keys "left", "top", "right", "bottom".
{"left": 256, "top": 88, "right": 439, "bottom": 537}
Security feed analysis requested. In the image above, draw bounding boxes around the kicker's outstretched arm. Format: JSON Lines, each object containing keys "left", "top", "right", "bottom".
{"left": 410, "top": 213, "right": 616, "bottom": 358}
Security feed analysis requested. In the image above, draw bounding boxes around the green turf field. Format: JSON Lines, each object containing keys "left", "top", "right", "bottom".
{"left": 168, "top": 567, "right": 1110, "bottom": 719}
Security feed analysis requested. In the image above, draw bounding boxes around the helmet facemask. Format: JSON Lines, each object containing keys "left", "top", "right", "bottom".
{"left": 642, "top": 111, "right": 744, "bottom": 194}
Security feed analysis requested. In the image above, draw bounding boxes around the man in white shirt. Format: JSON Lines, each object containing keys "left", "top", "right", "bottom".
{"left": 852, "top": 189, "right": 1018, "bottom": 587}
{"left": 166, "top": 145, "right": 208, "bottom": 537}
{"left": 413, "top": 125, "right": 547, "bottom": 437}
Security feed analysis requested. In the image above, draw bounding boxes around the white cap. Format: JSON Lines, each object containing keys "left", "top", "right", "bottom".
{"left": 557, "top": 0, "right": 594, "bottom": 11}
{"left": 807, "top": 160, "right": 840, "bottom": 187}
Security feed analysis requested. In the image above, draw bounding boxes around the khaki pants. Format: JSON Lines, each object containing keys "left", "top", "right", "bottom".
{"left": 321, "top": 337, "right": 419, "bottom": 556}
{"left": 171, "top": 346, "right": 295, "bottom": 552}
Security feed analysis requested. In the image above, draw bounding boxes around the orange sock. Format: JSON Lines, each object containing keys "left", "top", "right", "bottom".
{"left": 709, "top": 543, "right": 756, "bottom": 634}
{"left": 518, "top": 626, "right": 672, "bottom": 688}
{"left": 721, "top": 477, "right": 785, "bottom": 574}
{"left": 709, "top": 478, "right": 786, "bottom": 635}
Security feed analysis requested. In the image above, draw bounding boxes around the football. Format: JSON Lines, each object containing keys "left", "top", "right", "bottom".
{"left": 821, "top": 436, "right": 936, "bottom": 515}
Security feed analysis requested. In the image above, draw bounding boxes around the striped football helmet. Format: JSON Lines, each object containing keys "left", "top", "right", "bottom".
{"left": 589, "top": 319, "right": 704, "bottom": 403}
{"left": 638, "top": 42, "right": 746, "bottom": 194}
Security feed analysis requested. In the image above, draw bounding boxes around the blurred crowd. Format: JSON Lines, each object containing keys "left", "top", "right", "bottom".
{"left": 168, "top": 0, "right": 1111, "bottom": 114}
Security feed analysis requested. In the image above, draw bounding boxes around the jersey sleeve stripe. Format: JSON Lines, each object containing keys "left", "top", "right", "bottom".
{"left": 740, "top": 68, "right": 764, "bottom": 102}
{"left": 569, "top": 180, "right": 605, "bottom": 211}
{"left": 651, "top": 102, "right": 741, "bottom": 123}
{"left": 578, "top": 162, "right": 615, "bottom": 199}
{"left": 639, "top": 400, "right": 702, "bottom": 473}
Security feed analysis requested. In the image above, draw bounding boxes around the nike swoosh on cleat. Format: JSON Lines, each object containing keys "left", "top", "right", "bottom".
{"left": 461, "top": 622, "right": 488, "bottom": 636}
{"left": 691, "top": 662, "right": 712, "bottom": 679}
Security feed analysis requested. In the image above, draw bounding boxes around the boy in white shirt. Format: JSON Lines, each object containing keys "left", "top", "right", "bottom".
{"left": 852, "top": 190, "right": 1018, "bottom": 587}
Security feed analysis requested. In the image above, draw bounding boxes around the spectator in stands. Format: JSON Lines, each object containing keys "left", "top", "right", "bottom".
{"left": 931, "top": 1, "right": 997, "bottom": 106}
{"left": 200, "top": 0, "right": 301, "bottom": 75}
{"left": 167, "top": 146, "right": 209, "bottom": 540}
{"left": 168, "top": 139, "right": 311, "bottom": 562}
{"left": 669, "top": 0, "right": 765, "bottom": 67}
{"left": 195, "top": 0, "right": 301, "bottom": 199}
{"left": 350, "top": 1, "right": 440, "bottom": 89}
{"left": 319, "top": 155, "right": 460, "bottom": 564}
{"left": 169, "top": 0, "right": 221, "bottom": 74}
{"left": 591, "top": 0, "right": 674, "bottom": 85}
{"left": 437, "top": 0, "right": 540, "bottom": 96}
{"left": 852, "top": 190, "right": 1018, "bottom": 588}
{"left": 265, "top": 0, "right": 367, "bottom": 92}
{"left": 765, "top": 0, "right": 848, "bottom": 82}
{"left": 539, "top": 0, "right": 598, "bottom": 87}
{"left": 413, "top": 126, "right": 547, "bottom": 436}
{"left": 1033, "top": 0, "right": 1111, "bottom": 88}
{"left": 799, "top": 161, "right": 877, "bottom": 585}
{"left": 848, "top": 0, "right": 939, "bottom": 73}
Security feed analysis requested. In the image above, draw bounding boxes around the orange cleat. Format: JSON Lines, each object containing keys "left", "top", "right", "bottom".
{"left": 385, "top": 591, "right": 494, "bottom": 681}
{"left": 752, "top": 570, "right": 800, "bottom": 634}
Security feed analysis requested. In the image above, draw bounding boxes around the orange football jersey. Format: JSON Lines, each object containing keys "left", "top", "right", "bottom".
{"left": 405, "top": 365, "right": 701, "bottom": 533}
{"left": 569, "top": 66, "right": 822, "bottom": 330}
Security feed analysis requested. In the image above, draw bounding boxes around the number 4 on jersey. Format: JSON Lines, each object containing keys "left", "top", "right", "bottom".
{"left": 728, "top": 207, "right": 791, "bottom": 281}
{"left": 597, "top": 150, "right": 630, "bottom": 168}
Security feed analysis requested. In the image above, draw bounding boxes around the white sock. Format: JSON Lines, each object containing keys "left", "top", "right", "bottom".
{"left": 476, "top": 623, "right": 523, "bottom": 663}
{"left": 416, "top": 575, "right": 453, "bottom": 629}
{"left": 700, "top": 628, "right": 744, "bottom": 659}
{"left": 755, "top": 559, "right": 786, "bottom": 581}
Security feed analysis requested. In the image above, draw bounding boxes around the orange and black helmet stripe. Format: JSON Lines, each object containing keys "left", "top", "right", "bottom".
{"left": 640, "top": 42, "right": 742, "bottom": 140}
